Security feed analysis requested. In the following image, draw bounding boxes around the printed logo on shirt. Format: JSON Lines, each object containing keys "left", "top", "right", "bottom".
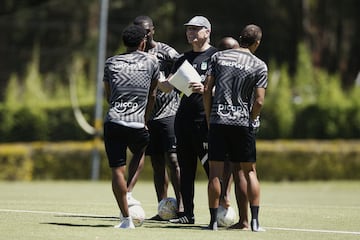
{"left": 218, "top": 60, "right": 252, "bottom": 71}
{"left": 217, "top": 103, "right": 249, "bottom": 120}
{"left": 113, "top": 62, "right": 144, "bottom": 70}
{"left": 201, "top": 61, "right": 208, "bottom": 70}
{"left": 113, "top": 100, "right": 139, "bottom": 113}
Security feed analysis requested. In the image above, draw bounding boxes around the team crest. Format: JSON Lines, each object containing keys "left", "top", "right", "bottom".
{"left": 201, "top": 61, "right": 207, "bottom": 70}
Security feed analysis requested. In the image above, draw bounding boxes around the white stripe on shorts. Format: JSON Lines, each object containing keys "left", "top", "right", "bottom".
{"left": 200, "top": 153, "right": 208, "bottom": 165}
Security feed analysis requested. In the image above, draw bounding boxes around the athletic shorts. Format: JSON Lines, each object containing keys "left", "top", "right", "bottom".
{"left": 208, "top": 124, "right": 256, "bottom": 163}
{"left": 146, "top": 116, "right": 177, "bottom": 155}
{"left": 103, "top": 122, "right": 150, "bottom": 168}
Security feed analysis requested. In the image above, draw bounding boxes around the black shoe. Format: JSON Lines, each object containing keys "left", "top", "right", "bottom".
{"left": 169, "top": 215, "right": 195, "bottom": 224}
{"left": 251, "top": 219, "right": 265, "bottom": 232}
{"left": 147, "top": 214, "right": 165, "bottom": 221}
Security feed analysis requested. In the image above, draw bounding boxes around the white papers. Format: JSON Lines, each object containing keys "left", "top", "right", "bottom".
{"left": 168, "top": 60, "right": 202, "bottom": 96}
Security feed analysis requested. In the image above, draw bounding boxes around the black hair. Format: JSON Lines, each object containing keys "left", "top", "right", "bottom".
{"left": 133, "top": 15, "right": 154, "bottom": 27}
{"left": 239, "top": 24, "right": 262, "bottom": 47}
{"left": 122, "top": 25, "right": 147, "bottom": 48}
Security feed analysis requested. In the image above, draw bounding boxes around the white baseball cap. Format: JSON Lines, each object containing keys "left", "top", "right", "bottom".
{"left": 184, "top": 16, "right": 211, "bottom": 30}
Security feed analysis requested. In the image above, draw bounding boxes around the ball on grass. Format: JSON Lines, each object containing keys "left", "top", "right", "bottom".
{"left": 217, "top": 205, "right": 236, "bottom": 227}
{"left": 120, "top": 205, "right": 146, "bottom": 227}
{"left": 157, "top": 197, "right": 177, "bottom": 220}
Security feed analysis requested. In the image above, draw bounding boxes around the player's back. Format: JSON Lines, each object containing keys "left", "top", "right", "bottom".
{"left": 104, "top": 51, "right": 159, "bottom": 128}
{"left": 209, "top": 49, "right": 267, "bottom": 126}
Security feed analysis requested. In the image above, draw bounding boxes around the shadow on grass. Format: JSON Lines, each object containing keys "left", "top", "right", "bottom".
{"left": 42, "top": 222, "right": 113, "bottom": 228}
{"left": 55, "top": 214, "right": 118, "bottom": 220}
{"left": 41, "top": 214, "right": 118, "bottom": 228}
{"left": 142, "top": 221, "right": 208, "bottom": 230}
{"left": 43, "top": 215, "right": 209, "bottom": 230}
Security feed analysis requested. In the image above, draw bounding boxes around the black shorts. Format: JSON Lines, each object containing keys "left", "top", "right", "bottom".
{"left": 104, "top": 122, "right": 150, "bottom": 168}
{"left": 146, "top": 116, "right": 177, "bottom": 155}
{"left": 208, "top": 124, "right": 256, "bottom": 163}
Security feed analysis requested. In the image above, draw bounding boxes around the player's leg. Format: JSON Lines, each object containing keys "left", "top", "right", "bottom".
{"left": 240, "top": 129, "right": 264, "bottom": 232}
{"left": 147, "top": 119, "right": 168, "bottom": 202}
{"left": 126, "top": 153, "right": 145, "bottom": 194}
{"left": 207, "top": 160, "right": 223, "bottom": 230}
{"left": 220, "top": 159, "right": 233, "bottom": 208}
{"left": 103, "top": 122, "right": 135, "bottom": 229}
{"left": 147, "top": 153, "right": 168, "bottom": 221}
{"left": 230, "top": 163, "right": 249, "bottom": 230}
{"left": 226, "top": 126, "right": 251, "bottom": 230}
{"left": 166, "top": 152, "right": 183, "bottom": 212}
{"left": 126, "top": 127, "right": 150, "bottom": 205}
{"left": 240, "top": 162, "right": 263, "bottom": 231}
{"left": 150, "top": 154, "right": 168, "bottom": 201}
{"left": 169, "top": 116, "right": 197, "bottom": 224}
{"left": 163, "top": 116, "right": 183, "bottom": 212}
{"left": 169, "top": 142, "right": 197, "bottom": 224}
{"left": 112, "top": 166, "right": 129, "bottom": 217}
{"left": 207, "top": 124, "right": 228, "bottom": 230}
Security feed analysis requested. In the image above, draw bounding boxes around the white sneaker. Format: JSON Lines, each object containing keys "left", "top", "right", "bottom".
{"left": 127, "top": 192, "right": 141, "bottom": 206}
{"left": 114, "top": 216, "right": 135, "bottom": 229}
{"left": 251, "top": 219, "right": 266, "bottom": 232}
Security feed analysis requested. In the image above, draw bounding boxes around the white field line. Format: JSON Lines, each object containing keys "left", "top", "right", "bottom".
{"left": 1, "top": 208, "right": 360, "bottom": 236}
{"left": 264, "top": 226, "right": 360, "bottom": 235}
{"left": 0, "top": 208, "right": 114, "bottom": 218}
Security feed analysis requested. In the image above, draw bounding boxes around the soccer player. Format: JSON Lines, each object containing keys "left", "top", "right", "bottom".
{"left": 159, "top": 16, "right": 217, "bottom": 224}
{"left": 103, "top": 24, "right": 159, "bottom": 229}
{"left": 217, "top": 36, "right": 240, "bottom": 51}
{"left": 217, "top": 36, "right": 241, "bottom": 209}
{"left": 131, "top": 15, "right": 183, "bottom": 220}
{"left": 204, "top": 24, "right": 267, "bottom": 231}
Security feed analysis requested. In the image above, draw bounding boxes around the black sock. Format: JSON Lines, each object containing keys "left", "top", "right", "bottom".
{"left": 209, "top": 208, "right": 218, "bottom": 223}
{"left": 250, "top": 205, "right": 259, "bottom": 220}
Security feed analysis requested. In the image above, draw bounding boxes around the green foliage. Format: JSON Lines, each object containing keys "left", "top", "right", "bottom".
{"left": 292, "top": 64, "right": 354, "bottom": 138}
{"left": 348, "top": 86, "right": 360, "bottom": 137}
{"left": 69, "top": 54, "right": 96, "bottom": 104}
{"left": 7, "top": 107, "right": 48, "bottom": 142}
{"left": 45, "top": 105, "right": 94, "bottom": 141}
{"left": 1, "top": 46, "right": 97, "bottom": 142}
{"left": 4, "top": 73, "right": 21, "bottom": 109}
{"left": 23, "top": 44, "right": 47, "bottom": 107}
{"left": 0, "top": 145, "right": 33, "bottom": 180}
{"left": 293, "top": 42, "right": 316, "bottom": 107}
{"left": 257, "top": 140, "right": 360, "bottom": 181}
{"left": 261, "top": 42, "right": 359, "bottom": 139}
{"left": 261, "top": 63, "right": 294, "bottom": 138}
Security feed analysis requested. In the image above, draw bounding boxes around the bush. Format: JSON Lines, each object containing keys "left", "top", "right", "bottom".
{"left": 1, "top": 141, "right": 359, "bottom": 181}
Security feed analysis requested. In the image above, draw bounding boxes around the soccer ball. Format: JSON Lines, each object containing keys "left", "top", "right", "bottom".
{"left": 157, "top": 197, "right": 177, "bottom": 220}
{"left": 120, "top": 205, "right": 146, "bottom": 227}
{"left": 217, "top": 205, "right": 236, "bottom": 227}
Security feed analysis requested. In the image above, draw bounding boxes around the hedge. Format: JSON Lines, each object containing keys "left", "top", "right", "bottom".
{"left": 1, "top": 140, "right": 359, "bottom": 181}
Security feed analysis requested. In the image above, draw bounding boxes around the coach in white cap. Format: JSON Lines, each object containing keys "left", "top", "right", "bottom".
{"left": 159, "top": 15, "right": 218, "bottom": 225}
{"left": 184, "top": 16, "right": 211, "bottom": 30}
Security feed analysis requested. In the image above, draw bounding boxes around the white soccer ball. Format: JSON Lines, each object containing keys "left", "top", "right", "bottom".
{"left": 120, "top": 205, "right": 146, "bottom": 227}
{"left": 217, "top": 205, "right": 236, "bottom": 227}
{"left": 157, "top": 197, "right": 177, "bottom": 220}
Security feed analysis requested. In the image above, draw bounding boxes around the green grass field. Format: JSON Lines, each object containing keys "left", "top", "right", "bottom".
{"left": 0, "top": 181, "right": 359, "bottom": 240}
